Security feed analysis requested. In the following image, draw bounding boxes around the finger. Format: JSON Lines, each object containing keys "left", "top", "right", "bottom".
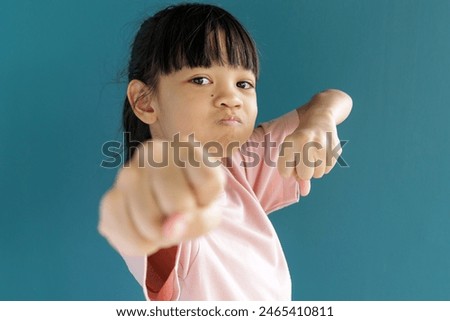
{"left": 298, "top": 179, "right": 311, "bottom": 197}
{"left": 116, "top": 166, "right": 163, "bottom": 241}
{"left": 295, "top": 152, "right": 314, "bottom": 181}
{"left": 158, "top": 203, "right": 222, "bottom": 248}
{"left": 151, "top": 162, "right": 197, "bottom": 215}
{"left": 325, "top": 141, "right": 342, "bottom": 174}
{"left": 325, "top": 133, "right": 341, "bottom": 174}
{"left": 277, "top": 137, "right": 297, "bottom": 178}
{"left": 141, "top": 138, "right": 198, "bottom": 216}
{"left": 313, "top": 150, "right": 327, "bottom": 179}
{"left": 98, "top": 188, "right": 158, "bottom": 256}
{"left": 183, "top": 144, "right": 225, "bottom": 206}
{"left": 180, "top": 205, "right": 222, "bottom": 240}
{"left": 161, "top": 212, "right": 189, "bottom": 239}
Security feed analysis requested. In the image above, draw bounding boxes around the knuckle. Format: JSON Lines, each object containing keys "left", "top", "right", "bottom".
{"left": 117, "top": 166, "right": 141, "bottom": 187}
{"left": 202, "top": 170, "right": 224, "bottom": 194}
{"left": 293, "top": 131, "right": 310, "bottom": 142}
{"left": 173, "top": 198, "right": 197, "bottom": 214}
{"left": 201, "top": 165, "right": 223, "bottom": 183}
{"left": 281, "top": 136, "right": 297, "bottom": 152}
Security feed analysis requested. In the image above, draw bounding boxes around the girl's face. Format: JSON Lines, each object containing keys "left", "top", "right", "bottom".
{"left": 149, "top": 64, "right": 258, "bottom": 156}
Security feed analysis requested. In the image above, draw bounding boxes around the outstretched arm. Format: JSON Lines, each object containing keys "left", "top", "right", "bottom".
{"left": 278, "top": 89, "right": 353, "bottom": 196}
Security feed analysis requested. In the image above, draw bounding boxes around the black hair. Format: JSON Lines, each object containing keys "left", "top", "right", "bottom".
{"left": 123, "top": 3, "right": 259, "bottom": 161}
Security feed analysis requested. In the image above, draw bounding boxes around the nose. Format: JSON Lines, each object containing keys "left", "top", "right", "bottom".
{"left": 213, "top": 85, "right": 243, "bottom": 108}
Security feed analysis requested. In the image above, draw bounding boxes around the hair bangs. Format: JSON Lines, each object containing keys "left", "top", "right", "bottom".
{"left": 158, "top": 6, "right": 259, "bottom": 78}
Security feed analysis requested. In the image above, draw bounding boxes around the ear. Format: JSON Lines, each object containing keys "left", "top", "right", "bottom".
{"left": 127, "top": 79, "right": 158, "bottom": 124}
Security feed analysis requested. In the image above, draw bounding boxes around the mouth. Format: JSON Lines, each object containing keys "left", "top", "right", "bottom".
{"left": 218, "top": 115, "right": 242, "bottom": 126}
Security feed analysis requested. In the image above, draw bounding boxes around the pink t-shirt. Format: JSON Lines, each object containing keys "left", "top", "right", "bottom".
{"left": 123, "top": 110, "right": 300, "bottom": 300}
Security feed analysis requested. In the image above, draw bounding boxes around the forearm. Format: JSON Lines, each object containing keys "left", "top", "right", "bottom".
{"left": 296, "top": 89, "right": 353, "bottom": 126}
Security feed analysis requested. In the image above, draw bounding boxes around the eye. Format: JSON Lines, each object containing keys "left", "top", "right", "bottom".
{"left": 236, "top": 81, "right": 255, "bottom": 89}
{"left": 190, "top": 77, "right": 211, "bottom": 85}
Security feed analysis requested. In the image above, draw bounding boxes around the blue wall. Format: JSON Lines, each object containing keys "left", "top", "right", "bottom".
{"left": 1, "top": 0, "right": 449, "bottom": 300}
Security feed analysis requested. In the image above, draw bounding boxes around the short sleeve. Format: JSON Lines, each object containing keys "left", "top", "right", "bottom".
{"left": 241, "top": 110, "right": 301, "bottom": 214}
{"left": 121, "top": 239, "right": 199, "bottom": 301}
{"left": 120, "top": 251, "right": 178, "bottom": 301}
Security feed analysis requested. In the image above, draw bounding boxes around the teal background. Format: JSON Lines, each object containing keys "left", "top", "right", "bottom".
{"left": 1, "top": 0, "right": 449, "bottom": 300}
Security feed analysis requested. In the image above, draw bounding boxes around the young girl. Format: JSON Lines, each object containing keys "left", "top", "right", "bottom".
{"left": 99, "top": 3, "right": 352, "bottom": 300}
